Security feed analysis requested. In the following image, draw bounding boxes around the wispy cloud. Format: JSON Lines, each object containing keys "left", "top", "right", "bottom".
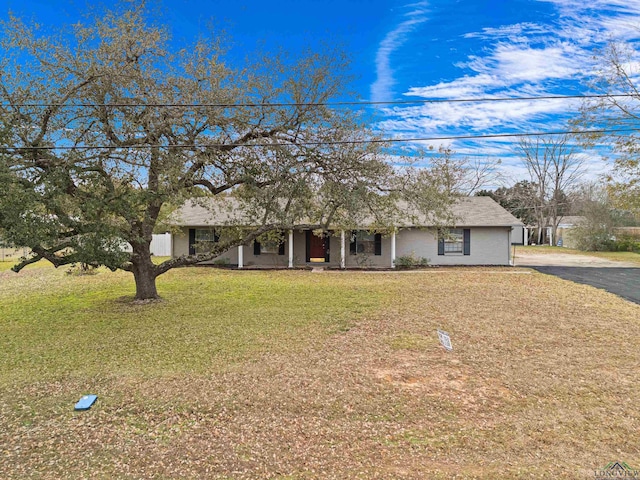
{"left": 462, "top": 22, "right": 550, "bottom": 42}
{"left": 373, "top": 0, "right": 640, "bottom": 178}
{"left": 370, "top": 2, "right": 429, "bottom": 102}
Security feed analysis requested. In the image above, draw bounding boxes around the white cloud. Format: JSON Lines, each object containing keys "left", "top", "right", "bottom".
{"left": 372, "top": 0, "right": 640, "bottom": 180}
{"left": 463, "top": 22, "right": 550, "bottom": 42}
{"left": 539, "top": 0, "right": 640, "bottom": 16}
{"left": 406, "top": 73, "right": 503, "bottom": 98}
{"left": 370, "top": 2, "right": 430, "bottom": 102}
{"left": 485, "top": 44, "right": 583, "bottom": 82}
{"left": 378, "top": 97, "right": 571, "bottom": 135}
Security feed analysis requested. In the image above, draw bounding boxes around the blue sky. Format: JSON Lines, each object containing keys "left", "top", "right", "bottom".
{"left": 2, "top": 0, "right": 640, "bottom": 183}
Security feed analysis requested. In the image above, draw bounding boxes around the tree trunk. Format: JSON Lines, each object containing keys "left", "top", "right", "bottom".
{"left": 131, "top": 242, "right": 160, "bottom": 300}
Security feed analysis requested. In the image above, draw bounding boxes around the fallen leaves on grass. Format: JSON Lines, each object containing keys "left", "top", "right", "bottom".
{"left": 1, "top": 268, "right": 640, "bottom": 478}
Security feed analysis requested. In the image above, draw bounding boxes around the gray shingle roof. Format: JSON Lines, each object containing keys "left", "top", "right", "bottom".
{"left": 557, "top": 216, "right": 586, "bottom": 226}
{"left": 448, "top": 196, "right": 524, "bottom": 227}
{"left": 170, "top": 196, "right": 524, "bottom": 228}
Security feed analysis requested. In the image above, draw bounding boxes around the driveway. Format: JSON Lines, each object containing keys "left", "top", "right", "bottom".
{"left": 516, "top": 252, "right": 640, "bottom": 305}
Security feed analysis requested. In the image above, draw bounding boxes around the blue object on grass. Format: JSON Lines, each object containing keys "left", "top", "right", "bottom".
{"left": 74, "top": 394, "right": 98, "bottom": 411}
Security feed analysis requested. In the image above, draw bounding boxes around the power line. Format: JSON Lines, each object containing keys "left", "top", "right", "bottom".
{"left": 0, "top": 127, "right": 633, "bottom": 151}
{"left": 1, "top": 93, "right": 638, "bottom": 109}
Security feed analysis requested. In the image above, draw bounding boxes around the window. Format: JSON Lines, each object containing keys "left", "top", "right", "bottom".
{"left": 189, "top": 228, "right": 218, "bottom": 254}
{"left": 254, "top": 239, "right": 285, "bottom": 255}
{"left": 444, "top": 228, "right": 464, "bottom": 253}
{"left": 438, "top": 228, "right": 470, "bottom": 256}
{"left": 350, "top": 231, "right": 382, "bottom": 256}
{"left": 253, "top": 232, "right": 286, "bottom": 256}
{"left": 259, "top": 242, "right": 279, "bottom": 254}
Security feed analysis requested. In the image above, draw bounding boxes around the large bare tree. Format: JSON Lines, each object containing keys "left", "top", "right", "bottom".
{"left": 515, "top": 134, "right": 583, "bottom": 244}
{"left": 429, "top": 146, "right": 502, "bottom": 196}
{"left": 0, "top": 3, "right": 453, "bottom": 300}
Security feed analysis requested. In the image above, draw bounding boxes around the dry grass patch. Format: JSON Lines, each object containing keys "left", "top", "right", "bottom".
{"left": 1, "top": 267, "right": 639, "bottom": 478}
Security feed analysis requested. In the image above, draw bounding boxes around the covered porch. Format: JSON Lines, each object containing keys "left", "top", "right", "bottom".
{"left": 236, "top": 229, "right": 397, "bottom": 269}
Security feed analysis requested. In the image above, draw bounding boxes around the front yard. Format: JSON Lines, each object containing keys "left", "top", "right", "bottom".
{"left": 1, "top": 263, "right": 639, "bottom": 478}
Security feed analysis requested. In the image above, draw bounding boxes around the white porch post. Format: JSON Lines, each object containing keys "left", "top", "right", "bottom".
{"left": 508, "top": 228, "right": 513, "bottom": 266}
{"left": 238, "top": 245, "right": 244, "bottom": 269}
{"left": 391, "top": 228, "right": 396, "bottom": 268}
{"left": 288, "top": 230, "right": 294, "bottom": 268}
{"left": 340, "top": 230, "right": 346, "bottom": 269}
{"left": 524, "top": 227, "right": 528, "bottom": 246}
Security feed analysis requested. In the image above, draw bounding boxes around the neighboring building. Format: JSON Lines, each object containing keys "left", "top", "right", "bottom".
{"left": 169, "top": 196, "right": 524, "bottom": 268}
{"left": 521, "top": 216, "right": 587, "bottom": 247}
{"left": 556, "top": 216, "right": 586, "bottom": 248}
{"left": 511, "top": 225, "right": 525, "bottom": 245}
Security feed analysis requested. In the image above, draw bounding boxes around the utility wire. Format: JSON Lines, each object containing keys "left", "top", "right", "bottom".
{"left": 0, "top": 127, "right": 633, "bottom": 151}
{"left": 1, "top": 93, "right": 638, "bottom": 109}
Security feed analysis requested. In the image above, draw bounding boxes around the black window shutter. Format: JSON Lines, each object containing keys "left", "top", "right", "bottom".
{"left": 374, "top": 233, "right": 382, "bottom": 256}
{"left": 214, "top": 229, "right": 220, "bottom": 243}
{"left": 278, "top": 241, "right": 285, "bottom": 255}
{"left": 350, "top": 230, "right": 357, "bottom": 254}
{"left": 325, "top": 236, "right": 330, "bottom": 263}
{"left": 463, "top": 229, "right": 471, "bottom": 255}
{"left": 437, "top": 235, "right": 445, "bottom": 256}
{"left": 254, "top": 240, "right": 261, "bottom": 255}
{"left": 189, "top": 228, "right": 196, "bottom": 255}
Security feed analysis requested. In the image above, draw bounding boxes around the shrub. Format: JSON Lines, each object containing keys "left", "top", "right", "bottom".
{"left": 395, "top": 253, "right": 429, "bottom": 268}
{"left": 572, "top": 226, "right": 616, "bottom": 252}
{"left": 66, "top": 263, "right": 98, "bottom": 275}
{"left": 613, "top": 236, "right": 640, "bottom": 252}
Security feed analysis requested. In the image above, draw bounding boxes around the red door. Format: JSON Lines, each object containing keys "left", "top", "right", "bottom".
{"left": 308, "top": 232, "right": 327, "bottom": 262}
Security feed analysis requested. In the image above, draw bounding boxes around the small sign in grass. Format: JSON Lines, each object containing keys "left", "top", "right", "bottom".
{"left": 437, "top": 330, "right": 453, "bottom": 351}
{"left": 74, "top": 394, "right": 98, "bottom": 411}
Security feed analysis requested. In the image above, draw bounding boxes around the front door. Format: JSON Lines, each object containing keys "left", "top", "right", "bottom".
{"left": 306, "top": 231, "right": 329, "bottom": 263}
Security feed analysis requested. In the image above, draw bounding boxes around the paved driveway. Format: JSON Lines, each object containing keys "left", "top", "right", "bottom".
{"left": 515, "top": 252, "right": 640, "bottom": 305}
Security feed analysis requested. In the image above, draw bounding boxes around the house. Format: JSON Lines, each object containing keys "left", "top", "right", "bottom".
{"left": 169, "top": 196, "right": 524, "bottom": 268}
{"left": 524, "top": 215, "right": 586, "bottom": 248}
{"left": 556, "top": 216, "right": 586, "bottom": 248}
{"left": 511, "top": 225, "right": 525, "bottom": 245}
{"left": 522, "top": 216, "right": 587, "bottom": 247}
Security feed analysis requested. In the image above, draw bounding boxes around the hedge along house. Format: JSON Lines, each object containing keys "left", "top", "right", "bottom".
{"left": 169, "top": 196, "right": 524, "bottom": 268}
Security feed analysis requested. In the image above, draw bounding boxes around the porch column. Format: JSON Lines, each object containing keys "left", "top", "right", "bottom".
{"left": 288, "top": 230, "right": 294, "bottom": 268}
{"left": 508, "top": 228, "right": 513, "bottom": 266}
{"left": 524, "top": 227, "right": 528, "bottom": 246}
{"left": 340, "top": 230, "right": 346, "bottom": 269}
{"left": 548, "top": 227, "right": 553, "bottom": 246}
{"left": 391, "top": 229, "right": 396, "bottom": 268}
{"left": 238, "top": 244, "right": 244, "bottom": 269}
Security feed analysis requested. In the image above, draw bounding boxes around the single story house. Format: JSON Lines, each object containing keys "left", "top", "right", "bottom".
{"left": 169, "top": 196, "right": 524, "bottom": 268}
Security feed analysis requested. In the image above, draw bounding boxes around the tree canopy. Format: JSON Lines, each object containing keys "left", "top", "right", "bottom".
{"left": 476, "top": 180, "right": 538, "bottom": 226}
{"left": 580, "top": 40, "right": 640, "bottom": 220}
{"left": 0, "top": 3, "right": 454, "bottom": 300}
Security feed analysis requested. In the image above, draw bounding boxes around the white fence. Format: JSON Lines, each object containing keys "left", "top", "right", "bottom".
{"left": 149, "top": 233, "right": 173, "bottom": 257}
{"left": 0, "top": 247, "right": 30, "bottom": 262}
{"left": 1, "top": 234, "right": 173, "bottom": 261}
{"left": 122, "top": 233, "right": 173, "bottom": 256}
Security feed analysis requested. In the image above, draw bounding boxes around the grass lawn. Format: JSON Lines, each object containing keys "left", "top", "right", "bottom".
{"left": 0, "top": 259, "right": 50, "bottom": 272}
{"left": 515, "top": 245, "right": 640, "bottom": 265}
{"left": 1, "top": 265, "right": 640, "bottom": 478}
